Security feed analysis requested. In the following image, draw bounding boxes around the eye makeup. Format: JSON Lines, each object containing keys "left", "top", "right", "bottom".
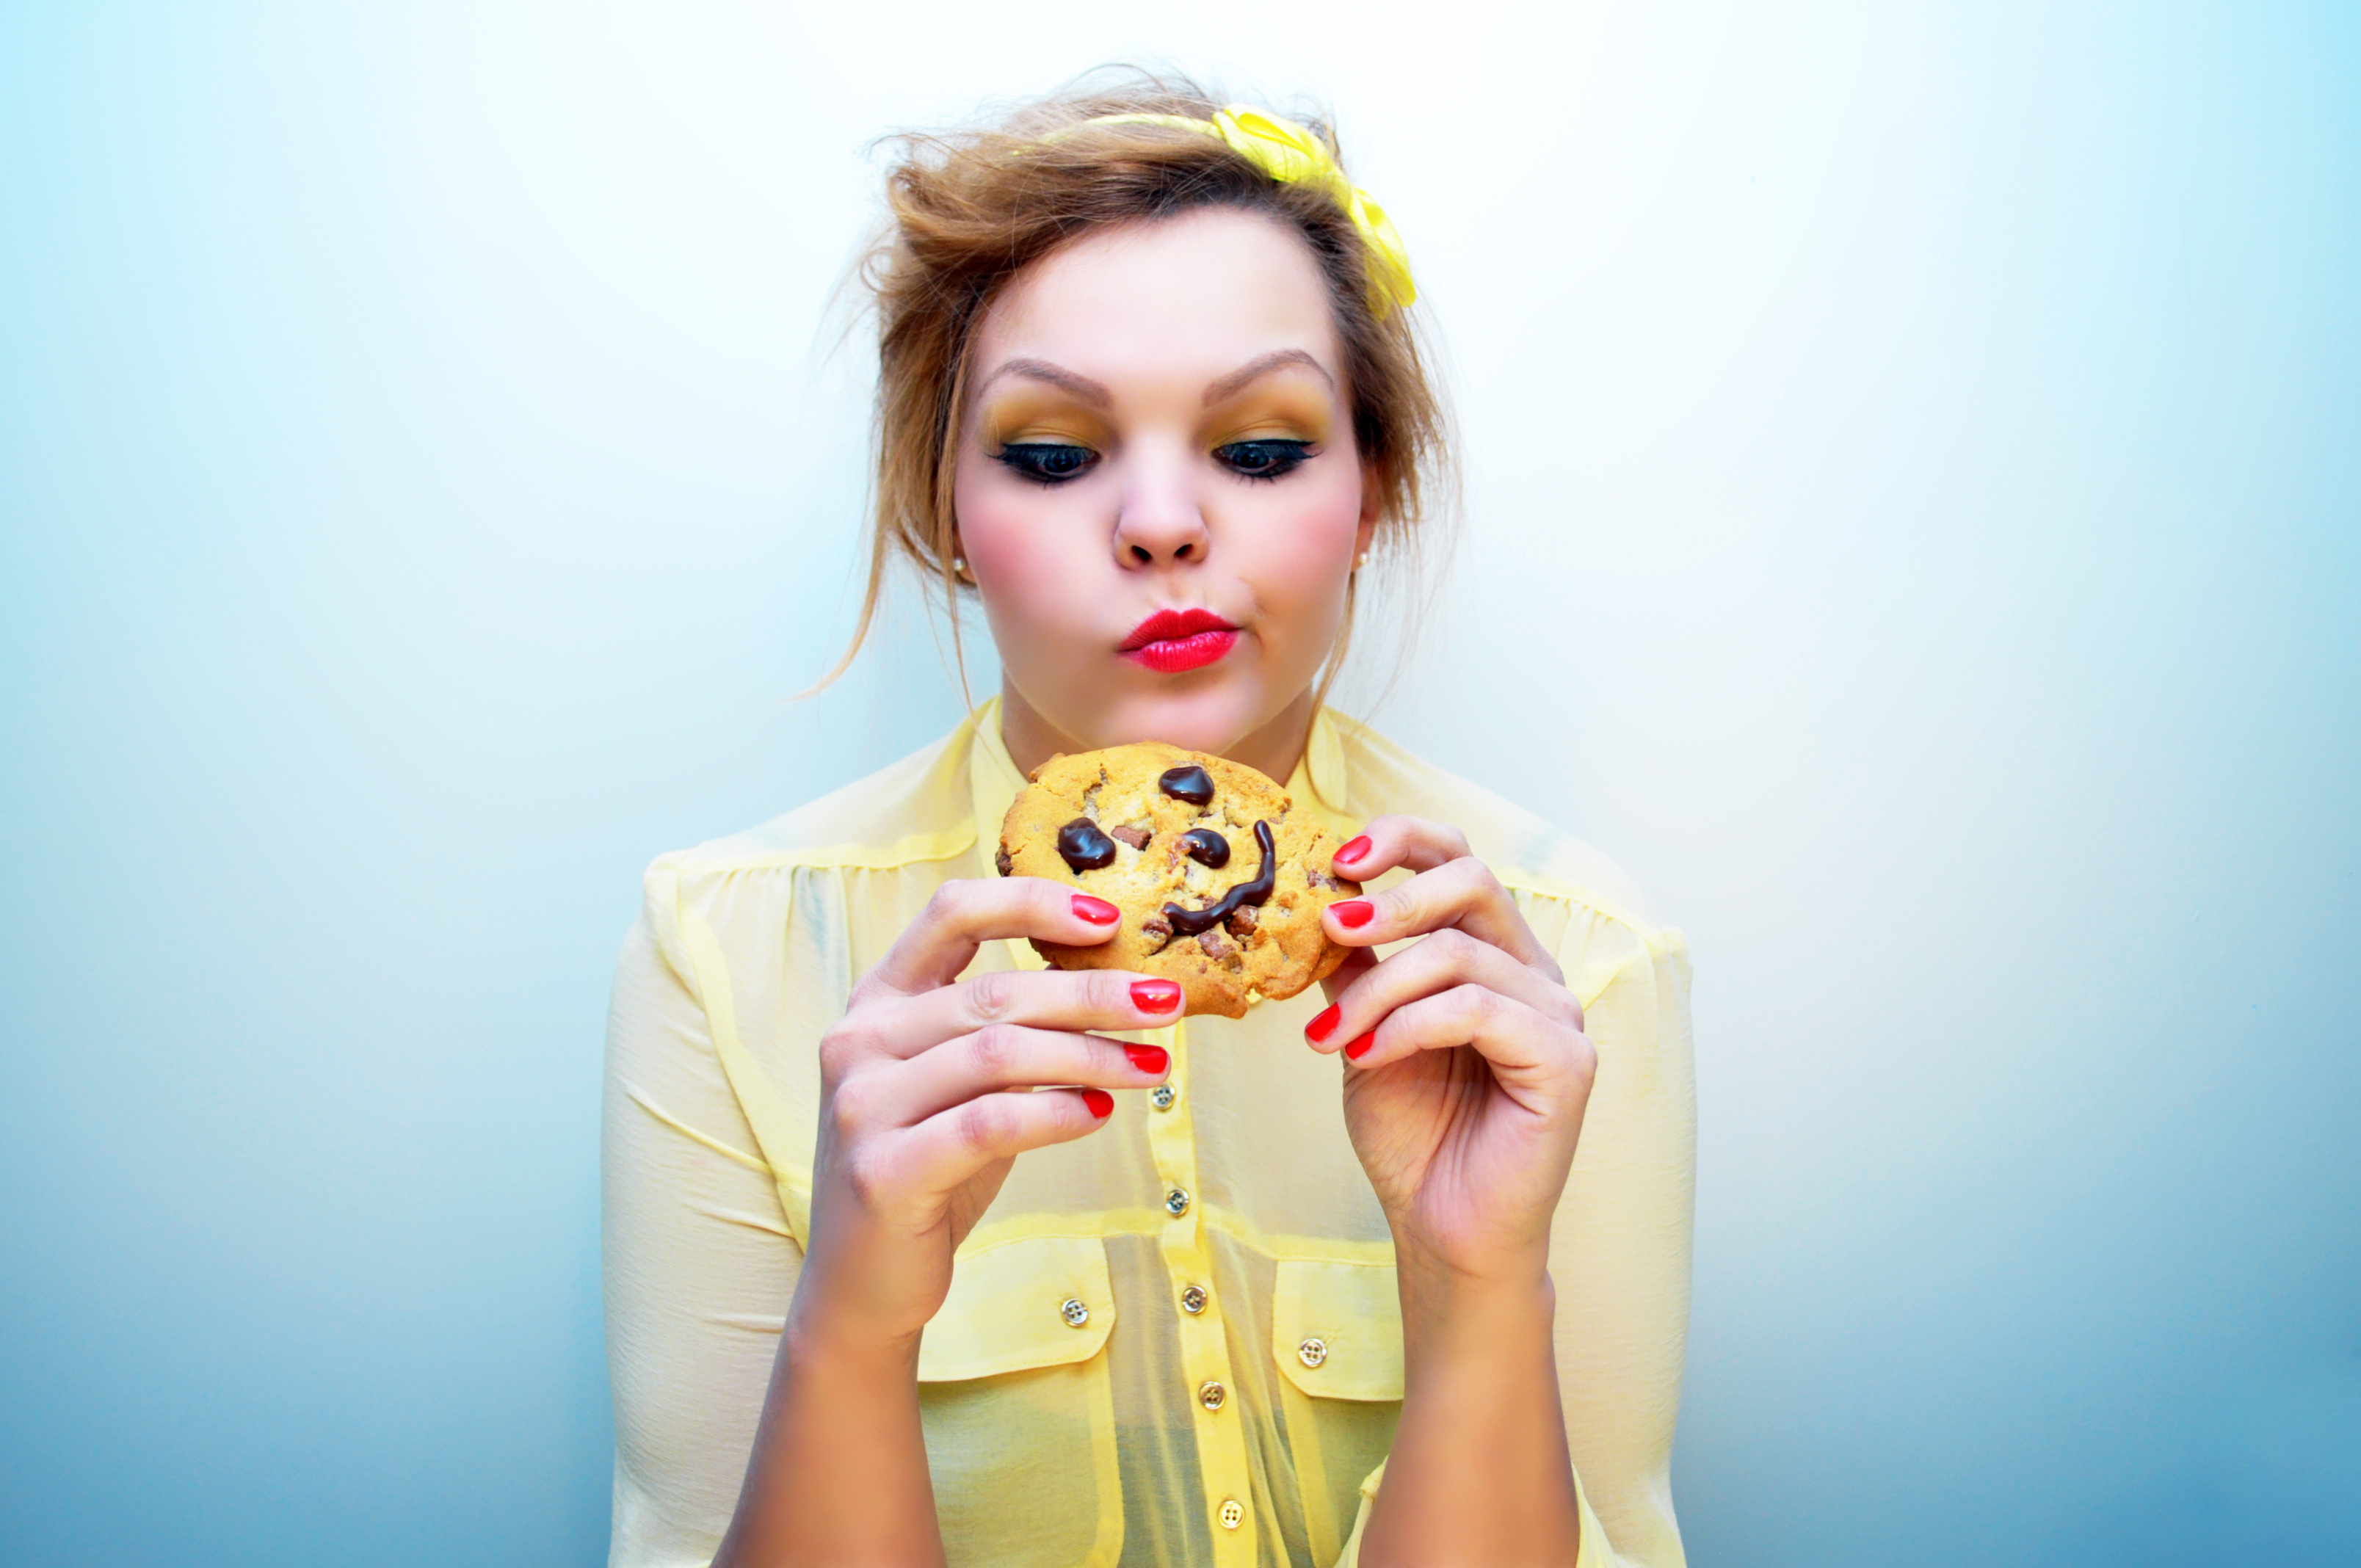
{"left": 996, "top": 442, "right": 1098, "bottom": 483}
{"left": 972, "top": 356, "right": 1341, "bottom": 487}
{"left": 980, "top": 388, "right": 1111, "bottom": 485}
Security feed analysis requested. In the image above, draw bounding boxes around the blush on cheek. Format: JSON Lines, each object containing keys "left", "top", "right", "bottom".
{"left": 954, "top": 467, "right": 1106, "bottom": 673}
{"left": 1255, "top": 486, "right": 1363, "bottom": 606}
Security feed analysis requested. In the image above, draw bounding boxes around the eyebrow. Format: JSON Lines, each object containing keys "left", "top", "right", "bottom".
{"left": 973, "top": 349, "right": 1337, "bottom": 411}
{"left": 976, "top": 357, "right": 1111, "bottom": 407}
{"left": 1203, "top": 349, "right": 1334, "bottom": 405}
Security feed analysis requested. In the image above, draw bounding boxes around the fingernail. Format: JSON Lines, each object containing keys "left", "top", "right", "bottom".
{"left": 1335, "top": 835, "right": 1373, "bottom": 865}
{"left": 1305, "top": 1004, "right": 1341, "bottom": 1044}
{"left": 1123, "top": 1043, "right": 1169, "bottom": 1075}
{"left": 1332, "top": 900, "right": 1375, "bottom": 929}
{"left": 1130, "top": 979, "right": 1182, "bottom": 1014}
{"left": 1343, "top": 1032, "right": 1377, "bottom": 1062}
{"left": 1073, "top": 895, "right": 1120, "bottom": 925}
{"left": 1081, "top": 1088, "right": 1115, "bottom": 1118}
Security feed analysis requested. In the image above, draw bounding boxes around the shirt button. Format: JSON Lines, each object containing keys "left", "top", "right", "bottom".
{"left": 1164, "top": 1187, "right": 1191, "bottom": 1218}
{"left": 1297, "top": 1337, "right": 1328, "bottom": 1368}
{"left": 1219, "top": 1497, "right": 1245, "bottom": 1531}
{"left": 1150, "top": 1083, "right": 1178, "bottom": 1111}
{"left": 1060, "top": 1299, "right": 1090, "bottom": 1328}
{"left": 1180, "top": 1285, "right": 1208, "bottom": 1315}
{"left": 1198, "top": 1379, "right": 1227, "bottom": 1412}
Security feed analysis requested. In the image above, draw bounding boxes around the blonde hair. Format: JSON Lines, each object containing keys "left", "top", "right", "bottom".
{"left": 813, "top": 70, "right": 1454, "bottom": 701}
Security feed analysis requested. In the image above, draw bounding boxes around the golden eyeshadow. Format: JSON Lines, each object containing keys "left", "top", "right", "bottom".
{"left": 1205, "top": 412, "right": 1330, "bottom": 449}
{"left": 977, "top": 393, "right": 1108, "bottom": 451}
{"left": 1201, "top": 381, "right": 1335, "bottom": 446}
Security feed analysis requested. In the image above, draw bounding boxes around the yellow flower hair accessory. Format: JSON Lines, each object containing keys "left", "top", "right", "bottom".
{"left": 1081, "top": 107, "right": 1417, "bottom": 316}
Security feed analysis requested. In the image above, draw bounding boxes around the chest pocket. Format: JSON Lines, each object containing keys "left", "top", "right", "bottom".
{"left": 918, "top": 1235, "right": 1123, "bottom": 1568}
{"left": 1272, "top": 1257, "right": 1406, "bottom": 1567}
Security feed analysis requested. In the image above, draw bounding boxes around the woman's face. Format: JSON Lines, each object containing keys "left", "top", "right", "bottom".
{"left": 953, "top": 207, "right": 1377, "bottom": 779}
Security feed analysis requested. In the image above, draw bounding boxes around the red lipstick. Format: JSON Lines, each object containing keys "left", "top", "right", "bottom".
{"left": 1119, "top": 608, "right": 1239, "bottom": 674}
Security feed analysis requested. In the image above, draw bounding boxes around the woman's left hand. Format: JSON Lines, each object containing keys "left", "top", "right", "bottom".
{"left": 1307, "top": 816, "right": 1597, "bottom": 1286}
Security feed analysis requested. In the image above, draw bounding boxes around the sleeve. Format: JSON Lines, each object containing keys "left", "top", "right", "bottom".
{"left": 603, "top": 888, "right": 805, "bottom": 1567}
{"left": 1330, "top": 916, "right": 1696, "bottom": 1568}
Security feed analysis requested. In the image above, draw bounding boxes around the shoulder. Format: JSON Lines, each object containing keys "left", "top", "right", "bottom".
{"left": 1330, "top": 713, "right": 1691, "bottom": 1032}
{"left": 625, "top": 718, "right": 982, "bottom": 995}
{"left": 1332, "top": 714, "right": 1661, "bottom": 930}
{"left": 648, "top": 719, "right": 982, "bottom": 885}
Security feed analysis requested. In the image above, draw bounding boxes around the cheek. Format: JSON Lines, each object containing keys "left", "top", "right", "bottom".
{"left": 1245, "top": 467, "right": 1366, "bottom": 607}
{"left": 954, "top": 455, "right": 1098, "bottom": 639}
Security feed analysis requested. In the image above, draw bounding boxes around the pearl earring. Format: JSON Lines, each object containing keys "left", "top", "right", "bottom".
{"left": 1353, "top": 551, "right": 1369, "bottom": 570}
{"left": 951, "top": 556, "right": 970, "bottom": 579}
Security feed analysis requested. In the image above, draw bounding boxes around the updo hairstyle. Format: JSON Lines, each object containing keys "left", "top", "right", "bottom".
{"left": 821, "top": 71, "right": 1454, "bottom": 694}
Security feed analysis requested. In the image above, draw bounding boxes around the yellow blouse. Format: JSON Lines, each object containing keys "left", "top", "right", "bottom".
{"left": 603, "top": 702, "right": 1695, "bottom": 1567}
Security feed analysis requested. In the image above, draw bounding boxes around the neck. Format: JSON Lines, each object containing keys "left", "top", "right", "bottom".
{"left": 995, "top": 682, "right": 1318, "bottom": 784}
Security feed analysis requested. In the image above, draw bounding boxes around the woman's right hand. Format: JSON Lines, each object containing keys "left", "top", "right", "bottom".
{"left": 789, "top": 878, "right": 1180, "bottom": 1355}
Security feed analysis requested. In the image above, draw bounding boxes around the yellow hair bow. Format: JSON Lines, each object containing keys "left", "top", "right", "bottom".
{"left": 1083, "top": 107, "right": 1417, "bottom": 316}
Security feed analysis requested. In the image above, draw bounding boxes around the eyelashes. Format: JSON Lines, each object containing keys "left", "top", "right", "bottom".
{"left": 994, "top": 443, "right": 1098, "bottom": 484}
{"left": 1211, "top": 440, "right": 1312, "bottom": 482}
{"left": 992, "top": 440, "right": 1316, "bottom": 486}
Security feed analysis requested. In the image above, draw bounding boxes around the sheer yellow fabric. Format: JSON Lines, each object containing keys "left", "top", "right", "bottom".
{"left": 604, "top": 703, "right": 1694, "bottom": 1567}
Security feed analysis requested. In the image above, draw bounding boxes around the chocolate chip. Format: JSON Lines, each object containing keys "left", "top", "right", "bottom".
{"left": 1225, "top": 904, "right": 1258, "bottom": 937}
{"left": 1180, "top": 827, "right": 1230, "bottom": 868}
{"left": 1158, "top": 764, "right": 1215, "bottom": 805}
{"left": 1056, "top": 818, "right": 1117, "bottom": 872}
{"left": 1109, "top": 824, "right": 1150, "bottom": 850}
{"left": 994, "top": 846, "right": 1012, "bottom": 877}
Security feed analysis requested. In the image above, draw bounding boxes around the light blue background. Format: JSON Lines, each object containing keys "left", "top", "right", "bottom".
{"left": 3, "top": 3, "right": 2354, "bottom": 1563}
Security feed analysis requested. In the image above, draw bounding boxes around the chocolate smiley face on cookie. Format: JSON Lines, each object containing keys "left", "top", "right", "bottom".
{"left": 996, "top": 743, "right": 1363, "bottom": 1018}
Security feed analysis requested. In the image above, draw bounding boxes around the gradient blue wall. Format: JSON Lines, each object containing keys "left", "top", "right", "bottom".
{"left": 2, "top": 3, "right": 2353, "bottom": 1563}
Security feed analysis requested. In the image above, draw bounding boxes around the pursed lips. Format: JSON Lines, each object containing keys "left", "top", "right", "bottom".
{"left": 1120, "top": 608, "right": 1239, "bottom": 673}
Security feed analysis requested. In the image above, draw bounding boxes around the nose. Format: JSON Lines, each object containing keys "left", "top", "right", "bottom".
{"left": 1111, "top": 453, "right": 1210, "bottom": 568}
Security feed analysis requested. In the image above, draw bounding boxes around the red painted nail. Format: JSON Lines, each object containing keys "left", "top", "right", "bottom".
{"left": 1130, "top": 979, "right": 1182, "bottom": 1014}
{"left": 1123, "top": 1043, "right": 1169, "bottom": 1075}
{"left": 1335, "top": 835, "right": 1373, "bottom": 865}
{"left": 1072, "top": 894, "right": 1120, "bottom": 925}
{"left": 1305, "top": 1004, "right": 1341, "bottom": 1044}
{"left": 1332, "top": 900, "right": 1375, "bottom": 929}
{"left": 1343, "top": 1032, "right": 1377, "bottom": 1061}
{"left": 1081, "top": 1088, "right": 1114, "bottom": 1119}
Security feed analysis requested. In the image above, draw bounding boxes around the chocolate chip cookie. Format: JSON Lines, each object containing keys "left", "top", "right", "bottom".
{"left": 996, "top": 742, "right": 1361, "bottom": 1018}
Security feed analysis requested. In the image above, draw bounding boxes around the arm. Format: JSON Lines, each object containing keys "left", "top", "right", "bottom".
{"left": 710, "top": 879, "right": 1181, "bottom": 1567}
{"left": 1303, "top": 820, "right": 1607, "bottom": 1567}
{"left": 1548, "top": 930, "right": 1693, "bottom": 1564}
{"left": 1380, "top": 1263, "right": 1583, "bottom": 1566}
{"left": 604, "top": 910, "right": 805, "bottom": 1564}
{"left": 1321, "top": 917, "right": 1693, "bottom": 1568}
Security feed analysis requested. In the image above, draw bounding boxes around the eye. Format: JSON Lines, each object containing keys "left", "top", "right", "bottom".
{"left": 995, "top": 443, "right": 1098, "bottom": 484}
{"left": 1214, "top": 439, "right": 1313, "bottom": 482}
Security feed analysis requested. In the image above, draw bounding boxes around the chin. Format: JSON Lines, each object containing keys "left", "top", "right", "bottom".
{"left": 1091, "top": 683, "right": 1281, "bottom": 759}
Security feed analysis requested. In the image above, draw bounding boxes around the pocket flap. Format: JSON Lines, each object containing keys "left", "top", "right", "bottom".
{"left": 1272, "top": 1257, "right": 1404, "bottom": 1401}
{"left": 918, "top": 1235, "right": 1115, "bottom": 1382}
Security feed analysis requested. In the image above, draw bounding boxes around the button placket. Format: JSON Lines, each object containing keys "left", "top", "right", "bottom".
{"left": 1142, "top": 1019, "right": 1253, "bottom": 1564}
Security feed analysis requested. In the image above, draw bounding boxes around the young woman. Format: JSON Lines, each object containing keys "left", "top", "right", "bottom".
{"left": 604, "top": 79, "right": 1694, "bottom": 1568}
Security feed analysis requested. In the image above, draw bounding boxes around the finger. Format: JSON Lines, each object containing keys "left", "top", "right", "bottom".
{"left": 1329, "top": 815, "right": 1472, "bottom": 879}
{"left": 877, "top": 1025, "right": 1169, "bottom": 1122}
{"left": 1303, "top": 929, "right": 1579, "bottom": 1055}
{"left": 1340, "top": 984, "right": 1597, "bottom": 1106}
{"left": 890, "top": 1086, "right": 1117, "bottom": 1197}
{"left": 1323, "top": 853, "right": 1558, "bottom": 972}
{"left": 1316, "top": 947, "right": 1378, "bottom": 1006}
{"left": 870, "top": 965, "right": 1184, "bottom": 1061}
{"left": 863, "top": 877, "right": 1124, "bottom": 998}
